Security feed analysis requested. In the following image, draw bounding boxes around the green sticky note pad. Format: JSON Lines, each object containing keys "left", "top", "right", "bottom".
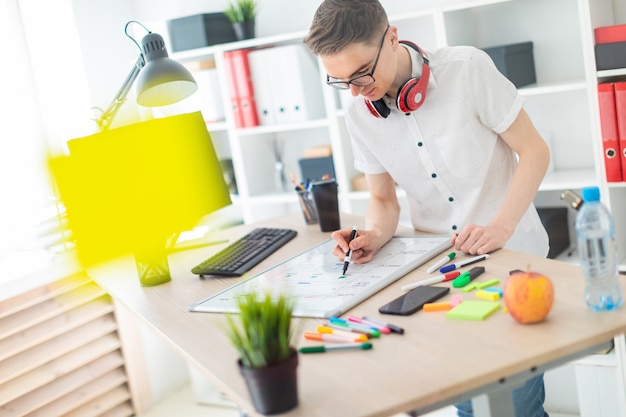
{"left": 446, "top": 300, "right": 501, "bottom": 321}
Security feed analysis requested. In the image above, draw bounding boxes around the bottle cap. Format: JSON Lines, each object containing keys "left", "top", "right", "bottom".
{"left": 581, "top": 186, "right": 600, "bottom": 202}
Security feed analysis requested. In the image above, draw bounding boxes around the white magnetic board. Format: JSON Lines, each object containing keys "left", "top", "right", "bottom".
{"left": 189, "top": 235, "right": 451, "bottom": 318}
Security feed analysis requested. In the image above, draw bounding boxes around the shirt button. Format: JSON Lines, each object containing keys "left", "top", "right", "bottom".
{"left": 452, "top": 225, "right": 458, "bottom": 231}
{"left": 431, "top": 173, "right": 437, "bottom": 178}
{"left": 417, "top": 141, "right": 423, "bottom": 147}
{"left": 448, "top": 197, "right": 454, "bottom": 202}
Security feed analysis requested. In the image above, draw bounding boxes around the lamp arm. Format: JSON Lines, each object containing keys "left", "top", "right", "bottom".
{"left": 96, "top": 55, "right": 146, "bottom": 131}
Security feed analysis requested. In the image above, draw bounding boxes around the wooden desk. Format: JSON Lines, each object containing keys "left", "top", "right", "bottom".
{"left": 88, "top": 213, "right": 626, "bottom": 417}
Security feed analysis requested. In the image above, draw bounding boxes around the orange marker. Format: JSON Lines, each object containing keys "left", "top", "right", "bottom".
{"left": 423, "top": 302, "right": 452, "bottom": 312}
{"left": 303, "top": 331, "right": 366, "bottom": 343}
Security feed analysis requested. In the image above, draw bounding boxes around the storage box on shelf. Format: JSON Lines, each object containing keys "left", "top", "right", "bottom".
{"left": 483, "top": 41, "right": 536, "bottom": 88}
{"left": 167, "top": 13, "right": 237, "bottom": 52}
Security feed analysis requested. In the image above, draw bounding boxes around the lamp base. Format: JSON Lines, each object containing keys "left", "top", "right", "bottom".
{"left": 135, "top": 248, "right": 172, "bottom": 286}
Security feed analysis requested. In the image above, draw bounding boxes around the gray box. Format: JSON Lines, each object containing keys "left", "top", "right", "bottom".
{"left": 595, "top": 41, "right": 626, "bottom": 70}
{"left": 167, "top": 13, "right": 237, "bottom": 52}
{"left": 483, "top": 42, "right": 536, "bottom": 88}
{"left": 299, "top": 156, "right": 335, "bottom": 183}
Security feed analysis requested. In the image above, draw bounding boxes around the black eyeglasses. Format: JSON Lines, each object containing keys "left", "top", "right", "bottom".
{"left": 326, "top": 26, "right": 389, "bottom": 90}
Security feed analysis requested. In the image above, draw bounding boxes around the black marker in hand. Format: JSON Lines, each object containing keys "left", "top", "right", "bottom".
{"left": 342, "top": 226, "right": 358, "bottom": 275}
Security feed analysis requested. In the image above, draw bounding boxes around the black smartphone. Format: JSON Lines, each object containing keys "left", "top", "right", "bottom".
{"left": 379, "top": 286, "right": 450, "bottom": 316}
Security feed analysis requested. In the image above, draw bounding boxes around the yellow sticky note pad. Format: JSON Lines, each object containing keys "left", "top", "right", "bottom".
{"left": 475, "top": 289, "right": 500, "bottom": 301}
{"left": 446, "top": 301, "right": 501, "bottom": 321}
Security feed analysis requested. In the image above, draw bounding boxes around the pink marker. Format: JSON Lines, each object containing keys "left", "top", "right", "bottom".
{"left": 450, "top": 294, "right": 463, "bottom": 307}
{"left": 347, "top": 315, "right": 391, "bottom": 334}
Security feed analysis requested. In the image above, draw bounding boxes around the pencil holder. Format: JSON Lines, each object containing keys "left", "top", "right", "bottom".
{"left": 310, "top": 179, "right": 340, "bottom": 232}
{"left": 297, "top": 189, "right": 318, "bottom": 224}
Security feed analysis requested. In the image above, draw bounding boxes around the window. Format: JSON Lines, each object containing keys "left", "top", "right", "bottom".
{"left": 0, "top": 0, "right": 93, "bottom": 282}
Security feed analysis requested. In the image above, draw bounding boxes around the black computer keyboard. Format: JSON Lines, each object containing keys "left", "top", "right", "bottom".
{"left": 191, "top": 227, "right": 297, "bottom": 277}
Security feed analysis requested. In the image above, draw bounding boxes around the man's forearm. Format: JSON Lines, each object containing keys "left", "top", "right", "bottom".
{"left": 365, "top": 195, "right": 400, "bottom": 247}
{"left": 490, "top": 147, "right": 549, "bottom": 236}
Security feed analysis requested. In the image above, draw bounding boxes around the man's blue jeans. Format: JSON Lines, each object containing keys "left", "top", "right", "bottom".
{"left": 455, "top": 374, "right": 549, "bottom": 417}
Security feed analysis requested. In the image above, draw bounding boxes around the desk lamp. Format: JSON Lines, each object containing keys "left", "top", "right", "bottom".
{"left": 49, "top": 22, "right": 232, "bottom": 286}
{"left": 96, "top": 21, "right": 197, "bottom": 131}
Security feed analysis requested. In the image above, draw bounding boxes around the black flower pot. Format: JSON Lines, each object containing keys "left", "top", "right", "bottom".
{"left": 233, "top": 20, "right": 256, "bottom": 40}
{"left": 238, "top": 350, "right": 299, "bottom": 415}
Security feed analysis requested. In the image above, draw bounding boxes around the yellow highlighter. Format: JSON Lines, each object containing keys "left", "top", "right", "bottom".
{"left": 317, "top": 325, "right": 368, "bottom": 342}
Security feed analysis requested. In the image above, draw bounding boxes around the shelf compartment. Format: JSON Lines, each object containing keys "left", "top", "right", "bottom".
{"left": 236, "top": 118, "right": 329, "bottom": 136}
{"left": 540, "top": 169, "right": 598, "bottom": 191}
{"left": 443, "top": 0, "right": 585, "bottom": 85}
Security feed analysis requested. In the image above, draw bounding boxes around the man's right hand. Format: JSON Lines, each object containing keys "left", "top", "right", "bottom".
{"left": 331, "top": 227, "right": 383, "bottom": 264}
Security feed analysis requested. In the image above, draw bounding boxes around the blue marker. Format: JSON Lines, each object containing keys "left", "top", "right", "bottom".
{"left": 440, "top": 254, "right": 489, "bottom": 273}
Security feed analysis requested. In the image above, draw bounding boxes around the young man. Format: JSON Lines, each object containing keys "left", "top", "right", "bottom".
{"left": 304, "top": 1, "right": 550, "bottom": 417}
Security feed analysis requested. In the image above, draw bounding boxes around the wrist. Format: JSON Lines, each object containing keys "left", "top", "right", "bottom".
{"left": 488, "top": 219, "right": 515, "bottom": 241}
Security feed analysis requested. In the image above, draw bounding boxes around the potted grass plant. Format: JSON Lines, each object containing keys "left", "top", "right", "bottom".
{"left": 224, "top": 0, "right": 257, "bottom": 40}
{"left": 223, "top": 291, "right": 298, "bottom": 415}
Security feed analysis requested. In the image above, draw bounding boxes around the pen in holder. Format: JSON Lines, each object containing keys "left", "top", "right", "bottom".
{"left": 297, "top": 188, "right": 318, "bottom": 225}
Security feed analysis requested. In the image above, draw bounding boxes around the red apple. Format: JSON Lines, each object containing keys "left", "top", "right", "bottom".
{"left": 504, "top": 270, "right": 554, "bottom": 324}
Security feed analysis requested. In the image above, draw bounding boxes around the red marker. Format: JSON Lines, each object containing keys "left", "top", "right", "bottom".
{"left": 400, "top": 271, "right": 461, "bottom": 291}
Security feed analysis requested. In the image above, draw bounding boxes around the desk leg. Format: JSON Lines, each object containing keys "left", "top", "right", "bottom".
{"left": 472, "top": 391, "right": 515, "bottom": 417}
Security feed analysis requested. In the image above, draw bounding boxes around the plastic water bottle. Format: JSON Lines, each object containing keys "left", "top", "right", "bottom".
{"left": 575, "top": 186, "right": 623, "bottom": 311}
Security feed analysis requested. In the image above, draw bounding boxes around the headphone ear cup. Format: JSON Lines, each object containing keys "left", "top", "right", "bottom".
{"left": 396, "top": 78, "right": 426, "bottom": 113}
{"left": 365, "top": 99, "right": 390, "bottom": 118}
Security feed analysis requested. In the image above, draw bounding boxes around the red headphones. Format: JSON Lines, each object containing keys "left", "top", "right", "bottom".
{"left": 365, "top": 41, "right": 430, "bottom": 118}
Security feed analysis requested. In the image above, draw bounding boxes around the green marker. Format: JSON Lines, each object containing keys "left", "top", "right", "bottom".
{"left": 452, "top": 272, "right": 471, "bottom": 288}
{"left": 299, "top": 342, "right": 373, "bottom": 354}
{"left": 427, "top": 252, "right": 456, "bottom": 273}
{"left": 452, "top": 266, "right": 485, "bottom": 288}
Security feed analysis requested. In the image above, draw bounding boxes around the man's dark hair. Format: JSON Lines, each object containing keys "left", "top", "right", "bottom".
{"left": 304, "top": 0, "right": 388, "bottom": 56}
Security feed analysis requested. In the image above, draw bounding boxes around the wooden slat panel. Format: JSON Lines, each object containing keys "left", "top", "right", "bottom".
{"left": 0, "top": 297, "right": 114, "bottom": 361}
{"left": 0, "top": 274, "right": 90, "bottom": 319}
{"left": 0, "top": 314, "right": 118, "bottom": 384}
{"left": 0, "top": 333, "right": 121, "bottom": 404}
{"left": 97, "top": 402, "right": 134, "bottom": 417}
{"left": 0, "top": 282, "right": 107, "bottom": 338}
{"left": 59, "top": 385, "right": 132, "bottom": 417}
{"left": 1, "top": 275, "right": 135, "bottom": 417}
{"left": 0, "top": 352, "right": 125, "bottom": 417}
{"left": 25, "top": 369, "right": 129, "bottom": 417}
